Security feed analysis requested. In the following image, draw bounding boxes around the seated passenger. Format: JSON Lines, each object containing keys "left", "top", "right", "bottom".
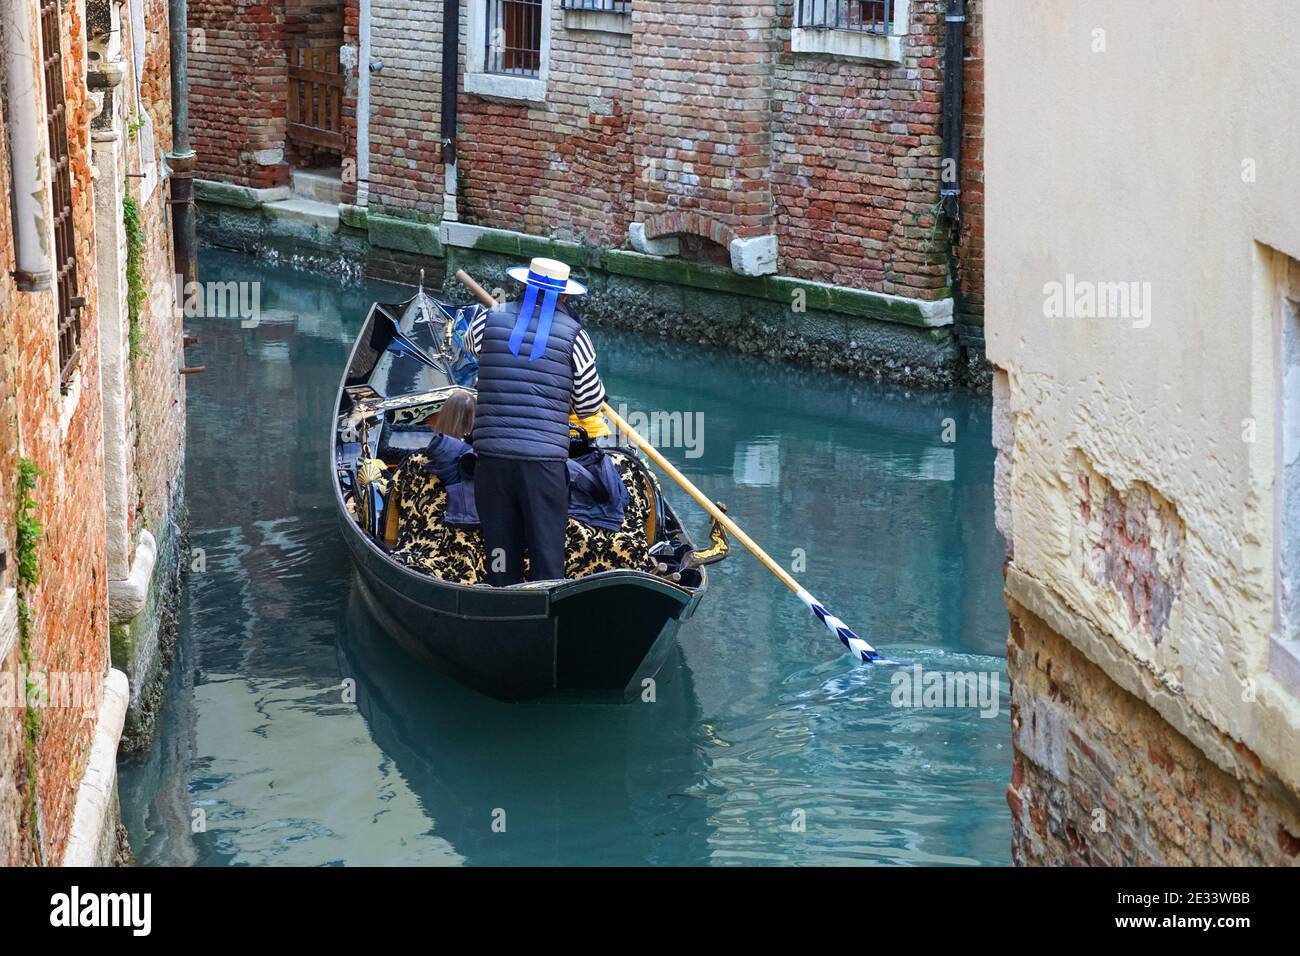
{"left": 388, "top": 392, "right": 487, "bottom": 583}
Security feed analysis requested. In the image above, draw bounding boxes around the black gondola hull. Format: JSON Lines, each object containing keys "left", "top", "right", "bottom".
{"left": 333, "top": 290, "right": 710, "bottom": 702}
{"left": 339, "top": 514, "right": 698, "bottom": 700}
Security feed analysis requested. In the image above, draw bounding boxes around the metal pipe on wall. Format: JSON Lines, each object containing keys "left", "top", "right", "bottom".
{"left": 4, "top": 0, "right": 53, "bottom": 290}
{"left": 441, "top": 0, "right": 460, "bottom": 222}
{"left": 356, "top": 0, "right": 372, "bottom": 205}
{"left": 940, "top": 0, "right": 965, "bottom": 221}
{"left": 168, "top": 0, "right": 198, "bottom": 286}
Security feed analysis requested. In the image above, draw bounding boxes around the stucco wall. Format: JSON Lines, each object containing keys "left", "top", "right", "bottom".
{"left": 986, "top": 0, "right": 1300, "bottom": 792}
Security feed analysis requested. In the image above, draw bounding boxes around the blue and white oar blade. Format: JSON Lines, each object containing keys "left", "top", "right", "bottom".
{"left": 796, "top": 588, "right": 885, "bottom": 663}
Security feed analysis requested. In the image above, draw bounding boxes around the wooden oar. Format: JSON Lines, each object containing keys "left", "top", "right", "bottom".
{"left": 453, "top": 268, "right": 884, "bottom": 664}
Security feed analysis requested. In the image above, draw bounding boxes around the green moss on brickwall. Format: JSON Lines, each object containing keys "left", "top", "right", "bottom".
{"left": 444, "top": 245, "right": 960, "bottom": 388}
{"left": 367, "top": 213, "right": 445, "bottom": 258}
{"left": 14, "top": 457, "right": 44, "bottom": 864}
{"left": 15, "top": 458, "right": 42, "bottom": 588}
{"left": 124, "top": 193, "right": 147, "bottom": 360}
{"left": 109, "top": 620, "right": 133, "bottom": 670}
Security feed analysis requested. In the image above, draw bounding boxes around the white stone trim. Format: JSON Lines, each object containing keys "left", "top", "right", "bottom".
{"left": 441, "top": 220, "right": 519, "bottom": 249}
{"left": 466, "top": 0, "right": 552, "bottom": 103}
{"left": 356, "top": 0, "right": 372, "bottom": 205}
{"left": 58, "top": 368, "right": 83, "bottom": 441}
{"left": 61, "top": 668, "right": 129, "bottom": 867}
{"left": 562, "top": 9, "right": 631, "bottom": 35}
{"left": 443, "top": 222, "right": 954, "bottom": 327}
{"left": 792, "top": 0, "right": 909, "bottom": 65}
{"left": 92, "top": 126, "right": 133, "bottom": 581}
{"left": 1271, "top": 635, "right": 1300, "bottom": 693}
{"left": 628, "top": 222, "right": 679, "bottom": 257}
{"left": 109, "top": 528, "right": 157, "bottom": 624}
{"left": 0, "top": 588, "right": 17, "bottom": 667}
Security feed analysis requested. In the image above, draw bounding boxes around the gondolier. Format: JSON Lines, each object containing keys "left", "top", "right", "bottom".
{"left": 463, "top": 257, "right": 606, "bottom": 585}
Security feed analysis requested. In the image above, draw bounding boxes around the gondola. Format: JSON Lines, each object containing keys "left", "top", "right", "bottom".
{"left": 331, "top": 283, "right": 726, "bottom": 702}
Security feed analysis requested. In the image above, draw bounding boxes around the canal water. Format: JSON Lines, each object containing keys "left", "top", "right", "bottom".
{"left": 118, "top": 248, "right": 1010, "bottom": 866}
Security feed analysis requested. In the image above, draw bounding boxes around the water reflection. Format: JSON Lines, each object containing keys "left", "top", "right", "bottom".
{"left": 119, "top": 248, "right": 1010, "bottom": 866}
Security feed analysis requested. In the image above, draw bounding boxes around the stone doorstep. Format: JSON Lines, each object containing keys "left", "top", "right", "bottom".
{"left": 291, "top": 167, "right": 344, "bottom": 206}
{"left": 263, "top": 196, "right": 341, "bottom": 233}
{"left": 61, "top": 668, "right": 130, "bottom": 867}
{"left": 194, "top": 178, "right": 290, "bottom": 209}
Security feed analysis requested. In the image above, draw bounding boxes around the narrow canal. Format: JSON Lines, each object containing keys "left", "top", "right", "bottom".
{"left": 118, "top": 248, "right": 1010, "bottom": 866}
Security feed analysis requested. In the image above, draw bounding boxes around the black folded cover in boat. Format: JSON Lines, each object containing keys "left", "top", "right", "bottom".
{"left": 377, "top": 423, "right": 435, "bottom": 461}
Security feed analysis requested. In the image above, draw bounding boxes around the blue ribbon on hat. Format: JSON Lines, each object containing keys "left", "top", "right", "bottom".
{"left": 507, "top": 270, "right": 567, "bottom": 361}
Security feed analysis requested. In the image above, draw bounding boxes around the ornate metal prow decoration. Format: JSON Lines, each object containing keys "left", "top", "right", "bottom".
{"left": 681, "top": 502, "right": 731, "bottom": 570}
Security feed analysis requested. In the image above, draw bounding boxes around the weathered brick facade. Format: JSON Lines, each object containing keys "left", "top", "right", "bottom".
{"left": 190, "top": 0, "right": 984, "bottom": 325}
{"left": 366, "top": 0, "right": 449, "bottom": 219}
{"left": 189, "top": 0, "right": 292, "bottom": 187}
{"left": 1007, "top": 598, "right": 1300, "bottom": 866}
{"left": 0, "top": 0, "right": 184, "bottom": 865}
{"left": 988, "top": 0, "right": 1300, "bottom": 870}
{"left": 954, "top": 0, "right": 981, "bottom": 329}
{"left": 1, "top": 0, "right": 108, "bottom": 867}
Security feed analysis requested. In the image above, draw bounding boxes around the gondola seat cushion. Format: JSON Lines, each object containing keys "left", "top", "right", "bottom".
{"left": 390, "top": 452, "right": 488, "bottom": 584}
{"left": 388, "top": 451, "right": 655, "bottom": 583}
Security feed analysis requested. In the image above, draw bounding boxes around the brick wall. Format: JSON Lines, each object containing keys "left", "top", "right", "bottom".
{"left": 631, "top": 1, "right": 775, "bottom": 247}
{"left": 1006, "top": 598, "right": 1300, "bottom": 866}
{"left": 0, "top": 0, "right": 110, "bottom": 865}
{"left": 367, "top": 0, "right": 446, "bottom": 220}
{"left": 0, "top": 0, "right": 181, "bottom": 866}
{"left": 124, "top": 0, "right": 187, "bottom": 547}
{"left": 199, "top": 0, "right": 983, "bottom": 307}
{"left": 773, "top": 0, "right": 946, "bottom": 296}
{"left": 189, "top": 0, "right": 290, "bottom": 187}
{"left": 955, "top": 0, "right": 982, "bottom": 326}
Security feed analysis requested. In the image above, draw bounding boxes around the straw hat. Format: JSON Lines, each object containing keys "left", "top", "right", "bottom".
{"left": 505, "top": 257, "right": 588, "bottom": 296}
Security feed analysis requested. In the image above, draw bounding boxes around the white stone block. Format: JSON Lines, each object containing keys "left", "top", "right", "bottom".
{"left": 729, "top": 234, "right": 779, "bottom": 277}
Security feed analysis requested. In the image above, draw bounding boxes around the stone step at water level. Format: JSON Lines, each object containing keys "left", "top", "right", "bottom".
{"left": 262, "top": 167, "right": 344, "bottom": 236}
{"left": 290, "top": 167, "right": 343, "bottom": 205}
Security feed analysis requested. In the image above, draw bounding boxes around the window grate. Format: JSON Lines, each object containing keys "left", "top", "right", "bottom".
{"left": 559, "top": 0, "right": 630, "bottom": 12}
{"left": 485, "top": 0, "right": 544, "bottom": 77}
{"left": 39, "top": 0, "right": 82, "bottom": 388}
{"left": 796, "top": 0, "right": 894, "bottom": 35}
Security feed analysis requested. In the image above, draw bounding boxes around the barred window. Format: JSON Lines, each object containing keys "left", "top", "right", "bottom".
{"left": 559, "top": 0, "right": 630, "bottom": 12}
{"left": 39, "top": 0, "right": 83, "bottom": 388}
{"left": 797, "top": 0, "right": 896, "bottom": 35}
{"left": 485, "top": 0, "right": 543, "bottom": 77}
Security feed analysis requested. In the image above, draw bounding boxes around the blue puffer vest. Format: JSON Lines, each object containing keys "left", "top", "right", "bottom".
{"left": 473, "top": 300, "right": 582, "bottom": 461}
{"left": 419, "top": 433, "right": 478, "bottom": 527}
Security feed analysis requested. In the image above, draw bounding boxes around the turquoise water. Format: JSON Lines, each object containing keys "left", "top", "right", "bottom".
{"left": 118, "top": 249, "right": 1010, "bottom": 866}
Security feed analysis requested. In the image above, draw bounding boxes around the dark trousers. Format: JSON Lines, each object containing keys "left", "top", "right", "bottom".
{"left": 475, "top": 456, "right": 569, "bottom": 586}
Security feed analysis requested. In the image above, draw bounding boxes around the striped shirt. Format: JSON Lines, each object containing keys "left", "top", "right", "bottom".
{"left": 464, "top": 307, "right": 606, "bottom": 417}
